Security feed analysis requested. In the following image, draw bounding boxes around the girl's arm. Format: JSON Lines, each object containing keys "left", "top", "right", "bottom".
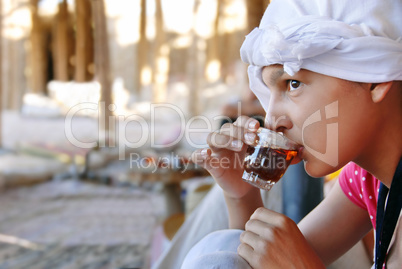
{"left": 238, "top": 179, "right": 372, "bottom": 268}
{"left": 224, "top": 188, "right": 264, "bottom": 229}
{"left": 298, "top": 180, "right": 373, "bottom": 265}
{"left": 192, "top": 116, "right": 264, "bottom": 229}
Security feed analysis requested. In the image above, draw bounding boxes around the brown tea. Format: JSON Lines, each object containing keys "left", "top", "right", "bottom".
{"left": 243, "top": 145, "right": 298, "bottom": 183}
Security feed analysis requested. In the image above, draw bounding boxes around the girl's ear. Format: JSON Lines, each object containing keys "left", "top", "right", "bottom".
{"left": 370, "top": 82, "right": 393, "bottom": 103}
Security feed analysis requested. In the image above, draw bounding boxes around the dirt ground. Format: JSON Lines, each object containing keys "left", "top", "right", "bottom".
{"left": 0, "top": 110, "right": 209, "bottom": 269}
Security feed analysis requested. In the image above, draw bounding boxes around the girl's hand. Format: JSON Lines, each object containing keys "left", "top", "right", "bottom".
{"left": 191, "top": 116, "right": 260, "bottom": 199}
{"left": 238, "top": 207, "right": 325, "bottom": 269}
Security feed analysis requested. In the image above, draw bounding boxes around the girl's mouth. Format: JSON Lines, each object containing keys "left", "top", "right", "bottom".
{"left": 298, "top": 146, "right": 305, "bottom": 158}
{"left": 290, "top": 146, "right": 305, "bottom": 165}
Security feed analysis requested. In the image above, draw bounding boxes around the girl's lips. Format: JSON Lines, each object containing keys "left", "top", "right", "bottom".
{"left": 298, "top": 146, "right": 305, "bottom": 158}
{"left": 291, "top": 146, "right": 304, "bottom": 165}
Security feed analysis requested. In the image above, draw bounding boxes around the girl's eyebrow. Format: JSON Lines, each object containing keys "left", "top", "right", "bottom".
{"left": 268, "top": 68, "right": 285, "bottom": 86}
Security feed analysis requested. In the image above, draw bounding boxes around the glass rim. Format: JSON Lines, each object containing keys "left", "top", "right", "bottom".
{"left": 255, "top": 127, "right": 299, "bottom": 150}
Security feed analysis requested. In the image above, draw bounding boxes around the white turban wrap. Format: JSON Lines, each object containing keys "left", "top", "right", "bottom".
{"left": 240, "top": 0, "right": 402, "bottom": 111}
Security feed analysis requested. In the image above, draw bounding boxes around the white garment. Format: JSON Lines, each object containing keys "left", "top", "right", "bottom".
{"left": 240, "top": 0, "right": 402, "bottom": 112}
{"left": 152, "top": 179, "right": 372, "bottom": 269}
{"left": 181, "top": 223, "right": 373, "bottom": 269}
{"left": 151, "top": 183, "right": 229, "bottom": 269}
{"left": 152, "top": 181, "right": 282, "bottom": 269}
{"left": 181, "top": 229, "right": 251, "bottom": 269}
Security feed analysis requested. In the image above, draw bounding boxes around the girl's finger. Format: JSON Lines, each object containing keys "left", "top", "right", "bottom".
{"left": 245, "top": 218, "right": 272, "bottom": 237}
{"left": 207, "top": 131, "right": 245, "bottom": 152}
{"left": 234, "top": 115, "right": 260, "bottom": 132}
{"left": 237, "top": 242, "right": 255, "bottom": 268}
{"left": 219, "top": 123, "right": 258, "bottom": 146}
{"left": 250, "top": 207, "right": 294, "bottom": 228}
{"left": 240, "top": 230, "right": 261, "bottom": 250}
{"left": 191, "top": 149, "right": 227, "bottom": 172}
{"left": 191, "top": 148, "right": 211, "bottom": 166}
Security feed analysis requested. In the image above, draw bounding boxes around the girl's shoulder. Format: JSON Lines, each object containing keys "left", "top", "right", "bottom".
{"left": 338, "top": 162, "right": 380, "bottom": 227}
{"left": 340, "top": 162, "right": 377, "bottom": 185}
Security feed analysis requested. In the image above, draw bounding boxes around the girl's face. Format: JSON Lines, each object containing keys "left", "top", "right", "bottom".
{"left": 261, "top": 65, "right": 378, "bottom": 177}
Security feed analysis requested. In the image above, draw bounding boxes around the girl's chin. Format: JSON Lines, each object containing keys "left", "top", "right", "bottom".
{"left": 303, "top": 159, "right": 339, "bottom": 178}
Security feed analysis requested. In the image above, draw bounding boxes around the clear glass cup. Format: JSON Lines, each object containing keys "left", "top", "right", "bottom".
{"left": 242, "top": 128, "right": 299, "bottom": 191}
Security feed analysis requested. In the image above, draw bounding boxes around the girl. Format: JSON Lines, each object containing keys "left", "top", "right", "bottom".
{"left": 186, "top": 0, "right": 402, "bottom": 268}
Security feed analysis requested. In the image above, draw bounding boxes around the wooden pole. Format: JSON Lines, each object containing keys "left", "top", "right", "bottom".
{"left": 246, "top": 0, "right": 267, "bottom": 32}
{"left": 244, "top": 0, "right": 268, "bottom": 85}
{"left": 187, "top": 0, "right": 205, "bottom": 117}
{"left": 91, "top": 0, "right": 113, "bottom": 147}
{"left": 135, "top": 0, "right": 147, "bottom": 94}
{"left": 0, "top": 0, "right": 2, "bottom": 147}
{"left": 152, "top": 0, "right": 169, "bottom": 103}
{"left": 29, "top": 0, "right": 47, "bottom": 93}
{"left": 263, "top": 0, "right": 271, "bottom": 10}
{"left": 205, "top": 0, "right": 222, "bottom": 83}
{"left": 75, "top": 0, "right": 94, "bottom": 82}
{"left": 52, "top": 0, "right": 69, "bottom": 81}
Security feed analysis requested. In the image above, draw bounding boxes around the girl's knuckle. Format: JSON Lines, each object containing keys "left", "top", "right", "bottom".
{"left": 254, "top": 207, "right": 266, "bottom": 217}
{"left": 245, "top": 219, "right": 256, "bottom": 230}
{"left": 237, "top": 243, "right": 246, "bottom": 254}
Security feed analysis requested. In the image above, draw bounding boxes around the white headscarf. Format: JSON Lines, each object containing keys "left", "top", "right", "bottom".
{"left": 240, "top": 0, "right": 402, "bottom": 111}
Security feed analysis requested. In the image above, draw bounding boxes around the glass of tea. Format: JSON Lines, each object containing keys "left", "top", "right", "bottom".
{"left": 242, "top": 128, "right": 299, "bottom": 191}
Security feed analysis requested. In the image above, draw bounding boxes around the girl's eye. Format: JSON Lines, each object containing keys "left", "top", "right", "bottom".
{"left": 288, "top": 80, "right": 302, "bottom": 91}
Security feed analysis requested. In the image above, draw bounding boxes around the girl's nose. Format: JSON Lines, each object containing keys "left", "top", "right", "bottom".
{"left": 264, "top": 95, "right": 293, "bottom": 132}
{"left": 265, "top": 116, "right": 293, "bottom": 133}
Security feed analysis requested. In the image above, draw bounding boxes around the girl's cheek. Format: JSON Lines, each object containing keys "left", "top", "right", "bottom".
{"left": 300, "top": 119, "right": 328, "bottom": 154}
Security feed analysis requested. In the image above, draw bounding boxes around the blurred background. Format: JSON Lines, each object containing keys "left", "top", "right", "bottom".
{"left": 0, "top": 0, "right": 270, "bottom": 268}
